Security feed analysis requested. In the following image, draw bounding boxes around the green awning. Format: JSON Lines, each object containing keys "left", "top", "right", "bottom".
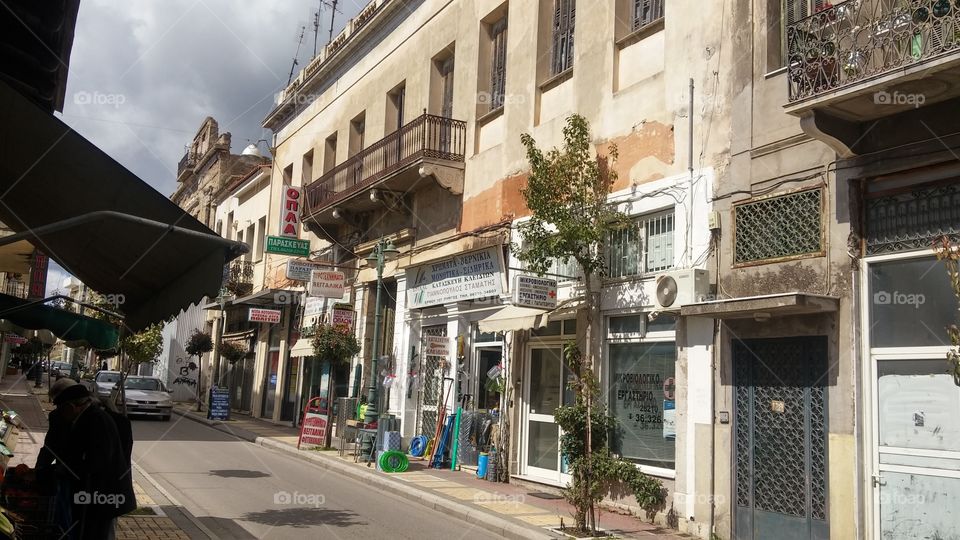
{"left": 0, "top": 294, "right": 118, "bottom": 350}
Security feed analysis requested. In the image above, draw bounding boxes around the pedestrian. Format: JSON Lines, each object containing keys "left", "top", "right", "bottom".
{"left": 100, "top": 360, "right": 107, "bottom": 371}
{"left": 53, "top": 384, "right": 136, "bottom": 539}
{"left": 37, "top": 378, "right": 80, "bottom": 536}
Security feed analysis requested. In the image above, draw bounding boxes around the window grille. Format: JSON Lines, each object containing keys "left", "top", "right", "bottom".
{"left": 606, "top": 211, "right": 675, "bottom": 279}
{"left": 490, "top": 17, "right": 508, "bottom": 111}
{"left": 865, "top": 181, "right": 960, "bottom": 255}
{"left": 519, "top": 241, "right": 582, "bottom": 283}
{"left": 633, "top": 0, "right": 664, "bottom": 31}
{"left": 551, "top": 0, "right": 575, "bottom": 75}
{"left": 734, "top": 188, "right": 823, "bottom": 265}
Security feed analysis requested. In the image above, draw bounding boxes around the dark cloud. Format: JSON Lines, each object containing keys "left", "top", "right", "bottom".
{"left": 59, "top": 0, "right": 365, "bottom": 197}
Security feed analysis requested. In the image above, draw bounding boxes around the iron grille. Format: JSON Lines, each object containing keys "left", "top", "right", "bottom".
{"left": 633, "top": 0, "right": 664, "bottom": 30}
{"left": 734, "top": 188, "right": 823, "bottom": 264}
{"left": 865, "top": 181, "right": 960, "bottom": 255}
{"left": 552, "top": 0, "right": 575, "bottom": 75}
{"left": 606, "top": 211, "right": 675, "bottom": 278}
{"left": 490, "top": 17, "right": 508, "bottom": 111}
{"left": 787, "top": 0, "right": 960, "bottom": 102}
{"left": 418, "top": 325, "right": 447, "bottom": 437}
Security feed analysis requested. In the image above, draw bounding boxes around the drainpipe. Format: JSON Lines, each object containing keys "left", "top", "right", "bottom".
{"left": 709, "top": 318, "right": 719, "bottom": 538}
{"left": 688, "top": 78, "right": 695, "bottom": 268}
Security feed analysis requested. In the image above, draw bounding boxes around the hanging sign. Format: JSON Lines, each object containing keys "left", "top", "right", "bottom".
{"left": 27, "top": 250, "right": 49, "bottom": 300}
{"left": 406, "top": 247, "right": 504, "bottom": 309}
{"left": 4, "top": 335, "right": 27, "bottom": 345}
{"left": 512, "top": 275, "right": 558, "bottom": 310}
{"left": 303, "top": 296, "right": 325, "bottom": 318}
{"left": 331, "top": 304, "right": 354, "bottom": 330}
{"left": 297, "top": 397, "right": 329, "bottom": 449}
{"left": 248, "top": 308, "right": 282, "bottom": 324}
{"left": 266, "top": 236, "right": 310, "bottom": 256}
{"left": 279, "top": 185, "right": 301, "bottom": 237}
{"left": 286, "top": 259, "right": 323, "bottom": 281}
{"left": 424, "top": 336, "right": 451, "bottom": 358}
{"left": 308, "top": 270, "right": 345, "bottom": 298}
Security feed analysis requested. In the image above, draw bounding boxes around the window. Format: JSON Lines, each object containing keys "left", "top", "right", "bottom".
{"left": 770, "top": 0, "right": 830, "bottom": 69}
{"left": 323, "top": 133, "right": 337, "bottom": 174}
{"left": 632, "top": 0, "right": 663, "bottom": 31}
{"left": 551, "top": 0, "right": 575, "bottom": 75}
{"left": 868, "top": 257, "right": 959, "bottom": 348}
{"left": 282, "top": 164, "right": 293, "bottom": 184}
{"left": 733, "top": 188, "right": 823, "bottom": 265}
{"left": 608, "top": 341, "right": 676, "bottom": 468}
{"left": 606, "top": 211, "right": 675, "bottom": 279}
{"left": 256, "top": 216, "right": 266, "bottom": 261}
{"left": 489, "top": 17, "right": 508, "bottom": 111}
{"left": 302, "top": 150, "right": 314, "bottom": 185}
{"left": 349, "top": 113, "right": 366, "bottom": 156}
{"left": 519, "top": 241, "right": 583, "bottom": 283}
{"left": 386, "top": 82, "right": 406, "bottom": 134}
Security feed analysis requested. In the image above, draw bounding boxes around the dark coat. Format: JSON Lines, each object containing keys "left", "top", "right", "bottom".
{"left": 37, "top": 407, "right": 69, "bottom": 470}
{"left": 64, "top": 403, "right": 137, "bottom": 522}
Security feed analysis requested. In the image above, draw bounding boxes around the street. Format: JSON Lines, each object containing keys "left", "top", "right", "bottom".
{"left": 131, "top": 416, "right": 505, "bottom": 539}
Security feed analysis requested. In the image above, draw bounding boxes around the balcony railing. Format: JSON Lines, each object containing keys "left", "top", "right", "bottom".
{"left": 4, "top": 281, "right": 26, "bottom": 299}
{"left": 788, "top": 0, "right": 960, "bottom": 102}
{"left": 305, "top": 113, "right": 466, "bottom": 212}
{"left": 225, "top": 260, "right": 255, "bottom": 297}
{"left": 178, "top": 151, "right": 197, "bottom": 177}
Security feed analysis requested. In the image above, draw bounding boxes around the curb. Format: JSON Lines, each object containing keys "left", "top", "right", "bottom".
{"left": 172, "top": 408, "right": 557, "bottom": 540}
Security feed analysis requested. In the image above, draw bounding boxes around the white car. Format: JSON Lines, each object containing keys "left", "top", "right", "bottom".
{"left": 122, "top": 376, "right": 173, "bottom": 421}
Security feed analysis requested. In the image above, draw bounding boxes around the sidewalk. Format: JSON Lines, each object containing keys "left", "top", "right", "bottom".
{"left": 7, "top": 374, "right": 191, "bottom": 540}
{"left": 173, "top": 403, "right": 687, "bottom": 539}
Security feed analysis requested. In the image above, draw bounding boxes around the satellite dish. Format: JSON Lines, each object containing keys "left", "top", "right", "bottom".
{"left": 656, "top": 274, "right": 678, "bottom": 307}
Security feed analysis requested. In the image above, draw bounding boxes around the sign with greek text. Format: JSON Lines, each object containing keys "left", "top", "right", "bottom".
{"left": 424, "top": 336, "right": 451, "bottom": 358}
{"left": 406, "top": 247, "right": 504, "bottom": 309}
{"left": 308, "top": 270, "right": 345, "bottom": 298}
{"left": 207, "top": 386, "right": 230, "bottom": 421}
{"left": 266, "top": 236, "right": 310, "bottom": 256}
{"left": 331, "top": 304, "right": 354, "bottom": 330}
{"left": 286, "top": 259, "right": 324, "bottom": 282}
{"left": 512, "top": 275, "right": 558, "bottom": 310}
{"left": 248, "top": 308, "right": 282, "bottom": 324}
{"left": 279, "top": 185, "right": 301, "bottom": 237}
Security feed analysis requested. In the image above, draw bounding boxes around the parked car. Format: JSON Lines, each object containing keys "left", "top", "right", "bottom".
{"left": 91, "top": 370, "right": 123, "bottom": 399}
{"left": 121, "top": 376, "right": 173, "bottom": 421}
{"left": 50, "top": 361, "right": 73, "bottom": 379}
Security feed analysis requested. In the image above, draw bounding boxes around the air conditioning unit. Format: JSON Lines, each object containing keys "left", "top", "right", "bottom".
{"left": 654, "top": 268, "right": 710, "bottom": 310}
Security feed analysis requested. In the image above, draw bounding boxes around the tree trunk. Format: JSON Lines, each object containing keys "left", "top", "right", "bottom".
{"left": 584, "top": 270, "right": 597, "bottom": 532}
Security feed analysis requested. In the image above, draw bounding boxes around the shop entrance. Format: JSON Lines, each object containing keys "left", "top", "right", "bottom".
{"left": 522, "top": 346, "right": 573, "bottom": 484}
{"left": 417, "top": 324, "right": 448, "bottom": 436}
{"left": 733, "top": 336, "right": 829, "bottom": 540}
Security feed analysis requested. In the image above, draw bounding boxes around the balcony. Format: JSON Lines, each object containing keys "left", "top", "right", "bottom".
{"left": 303, "top": 113, "right": 466, "bottom": 225}
{"left": 177, "top": 151, "right": 197, "bottom": 179}
{"left": 224, "top": 260, "right": 255, "bottom": 297}
{"left": 786, "top": 0, "right": 960, "bottom": 122}
{"left": 4, "top": 281, "right": 26, "bottom": 299}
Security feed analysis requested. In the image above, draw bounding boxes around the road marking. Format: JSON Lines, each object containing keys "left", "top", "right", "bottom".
{"left": 132, "top": 460, "right": 221, "bottom": 540}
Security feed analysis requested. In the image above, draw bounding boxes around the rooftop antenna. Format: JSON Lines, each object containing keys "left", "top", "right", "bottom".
{"left": 327, "top": 0, "right": 339, "bottom": 44}
{"left": 288, "top": 25, "right": 306, "bottom": 85}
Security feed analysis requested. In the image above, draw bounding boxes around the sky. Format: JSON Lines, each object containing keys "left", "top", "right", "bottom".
{"left": 45, "top": 0, "right": 367, "bottom": 295}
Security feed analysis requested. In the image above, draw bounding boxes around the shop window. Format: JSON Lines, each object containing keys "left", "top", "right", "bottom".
{"left": 733, "top": 188, "right": 823, "bottom": 265}
{"left": 606, "top": 210, "right": 674, "bottom": 278}
{"left": 878, "top": 359, "right": 960, "bottom": 453}
{"left": 609, "top": 315, "right": 644, "bottom": 337}
{"left": 608, "top": 341, "right": 676, "bottom": 469}
{"left": 868, "top": 256, "right": 959, "bottom": 348}
{"left": 531, "top": 319, "right": 577, "bottom": 337}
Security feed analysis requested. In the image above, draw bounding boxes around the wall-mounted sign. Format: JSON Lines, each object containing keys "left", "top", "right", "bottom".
{"left": 303, "top": 296, "right": 325, "bottom": 318}
{"left": 331, "top": 304, "right": 354, "bottom": 330}
{"left": 424, "top": 336, "right": 451, "bottom": 358}
{"left": 279, "top": 185, "right": 301, "bottom": 237}
{"left": 406, "top": 246, "right": 504, "bottom": 309}
{"left": 248, "top": 307, "right": 282, "bottom": 324}
{"left": 4, "top": 335, "right": 27, "bottom": 345}
{"left": 308, "top": 270, "right": 345, "bottom": 298}
{"left": 28, "top": 250, "right": 49, "bottom": 300}
{"left": 266, "top": 235, "right": 310, "bottom": 256}
{"left": 286, "top": 259, "right": 324, "bottom": 282}
{"left": 512, "top": 275, "right": 558, "bottom": 310}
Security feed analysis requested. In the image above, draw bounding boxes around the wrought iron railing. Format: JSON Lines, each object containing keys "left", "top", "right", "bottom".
{"left": 225, "top": 260, "right": 255, "bottom": 296}
{"left": 4, "top": 281, "right": 26, "bottom": 299}
{"left": 177, "top": 151, "right": 197, "bottom": 177}
{"left": 787, "top": 0, "right": 960, "bottom": 102}
{"left": 304, "top": 113, "right": 466, "bottom": 213}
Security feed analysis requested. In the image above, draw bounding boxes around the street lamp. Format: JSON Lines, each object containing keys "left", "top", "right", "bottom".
{"left": 362, "top": 238, "right": 399, "bottom": 449}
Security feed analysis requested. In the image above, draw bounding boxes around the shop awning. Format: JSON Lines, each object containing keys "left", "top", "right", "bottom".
{"left": 0, "top": 294, "right": 119, "bottom": 349}
{"left": 477, "top": 305, "right": 550, "bottom": 333}
{"left": 0, "top": 78, "right": 247, "bottom": 331}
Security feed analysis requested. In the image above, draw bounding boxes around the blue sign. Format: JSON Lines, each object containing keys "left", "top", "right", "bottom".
{"left": 208, "top": 386, "right": 231, "bottom": 421}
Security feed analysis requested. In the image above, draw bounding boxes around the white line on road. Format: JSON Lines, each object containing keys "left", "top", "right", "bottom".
{"left": 132, "top": 460, "right": 222, "bottom": 540}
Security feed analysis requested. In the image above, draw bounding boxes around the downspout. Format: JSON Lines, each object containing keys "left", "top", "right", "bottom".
{"left": 688, "top": 78, "right": 695, "bottom": 268}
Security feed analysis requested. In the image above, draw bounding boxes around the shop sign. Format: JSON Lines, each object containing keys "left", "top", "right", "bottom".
{"left": 28, "top": 250, "right": 49, "bottom": 300}
{"left": 285, "top": 259, "right": 325, "bottom": 281}
{"left": 406, "top": 247, "right": 504, "bottom": 309}
{"left": 266, "top": 236, "right": 310, "bottom": 256}
{"left": 279, "top": 185, "right": 301, "bottom": 237}
{"left": 303, "top": 296, "right": 325, "bottom": 318}
{"left": 298, "top": 397, "right": 328, "bottom": 449}
{"left": 248, "top": 307, "right": 282, "bottom": 324}
{"left": 207, "top": 386, "right": 230, "bottom": 421}
{"left": 331, "top": 304, "right": 354, "bottom": 330}
{"left": 424, "top": 336, "right": 451, "bottom": 358}
{"left": 512, "top": 275, "right": 558, "bottom": 310}
{"left": 308, "top": 270, "right": 345, "bottom": 298}
{"left": 662, "top": 400, "right": 676, "bottom": 439}
{"left": 4, "top": 335, "right": 27, "bottom": 345}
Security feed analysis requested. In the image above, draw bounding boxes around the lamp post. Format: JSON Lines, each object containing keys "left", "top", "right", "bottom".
{"left": 362, "top": 239, "right": 399, "bottom": 457}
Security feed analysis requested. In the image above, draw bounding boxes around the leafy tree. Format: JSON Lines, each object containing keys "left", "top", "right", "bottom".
{"left": 186, "top": 329, "right": 213, "bottom": 411}
{"left": 936, "top": 237, "right": 960, "bottom": 385}
{"left": 121, "top": 323, "right": 163, "bottom": 369}
{"left": 312, "top": 322, "right": 361, "bottom": 447}
{"left": 517, "top": 114, "right": 658, "bottom": 532}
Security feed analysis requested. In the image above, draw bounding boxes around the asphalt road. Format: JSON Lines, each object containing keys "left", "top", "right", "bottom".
{"left": 131, "top": 415, "right": 504, "bottom": 540}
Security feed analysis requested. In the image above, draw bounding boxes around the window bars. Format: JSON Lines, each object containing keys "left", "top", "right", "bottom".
{"left": 734, "top": 188, "right": 823, "bottom": 265}
{"left": 606, "top": 211, "right": 675, "bottom": 279}
{"left": 633, "top": 0, "right": 664, "bottom": 31}
{"left": 490, "top": 17, "right": 508, "bottom": 111}
{"left": 552, "top": 0, "right": 575, "bottom": 75}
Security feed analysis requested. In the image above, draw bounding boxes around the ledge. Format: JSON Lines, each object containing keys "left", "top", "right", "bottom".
{"left": 681, "top": 292, "right": 839, "bottom": 319}
{"left": 615, "top": 18, "right": 664, "bottom": 49}
{"left": 538, "top": 68, "right": 573, "bottom": 93}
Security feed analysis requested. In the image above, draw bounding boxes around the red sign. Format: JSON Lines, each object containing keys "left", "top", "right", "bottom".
{"left": 298, "top": 397, "right": 329, "bottom": 449}
{"left": 4, "top": 335, "right": 27, "bottom": 345}
{"left": 28, "top": 250, "right": 49, "bottom": 300}
{"left": 279, "top": 186, "right": 301, "bottom": 238}
{"left": 331, "top": 304, "right": 354, "bottom": 331}
{"left": 248, "top": 308, "right": 282, "bottom": 324}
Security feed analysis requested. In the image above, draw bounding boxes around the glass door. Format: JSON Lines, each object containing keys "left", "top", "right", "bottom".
{"left": 524, "top": 346, "right": 573, "bottom": 484}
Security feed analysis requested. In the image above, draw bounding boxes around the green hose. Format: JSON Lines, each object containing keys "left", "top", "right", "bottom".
{"left": 378, "top": 450, "right": 409, "bottom": 473}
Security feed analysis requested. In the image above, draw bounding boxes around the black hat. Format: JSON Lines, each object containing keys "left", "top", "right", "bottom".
{"left": 53, "top": 384, "right": 90, "bottom": 406}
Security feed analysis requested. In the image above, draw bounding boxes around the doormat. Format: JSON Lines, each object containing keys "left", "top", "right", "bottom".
{"left": 528, "top": 491, "right": 563, "bottom": 500}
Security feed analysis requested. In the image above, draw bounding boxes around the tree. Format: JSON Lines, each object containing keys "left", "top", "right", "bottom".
{"left": 312, "top": 322, "right": 361, "bottom": 448}
{"left": 935, "top": 237, "right": 960, "bottom": 385}
{"left": 121, "top": 323, "right": 163, "bottom": 371}
{"left": 517, "top": 114, "right": 660, "bottom": 532}
{"left": 186, "top": 329, "right": 213, "bottom": 411}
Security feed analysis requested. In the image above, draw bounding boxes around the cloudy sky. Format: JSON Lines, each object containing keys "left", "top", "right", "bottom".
{"left": 46, "top": 0, "right": 366, "bottom": 293}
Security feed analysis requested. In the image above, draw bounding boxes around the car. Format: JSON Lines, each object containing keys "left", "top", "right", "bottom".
{"left": 121, "top": 376, "right": 173, "bottom": 421}
{"left": 92, "top": 370, "right": 123, "bottom": 399}
{"left": 50, "top": 361, "right": 73, "bottom": 379}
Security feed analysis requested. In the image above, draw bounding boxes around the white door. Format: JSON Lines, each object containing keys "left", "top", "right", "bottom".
{"left": 523, "top": 346, "right": 573, "bottom": 484}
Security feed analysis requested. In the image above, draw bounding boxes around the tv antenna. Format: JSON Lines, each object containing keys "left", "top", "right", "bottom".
{"left": 287, "top": 25, "right": 306, "bottom": 85}
{"left": 313, "top": 0, "right": 341, "bottom": 57}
